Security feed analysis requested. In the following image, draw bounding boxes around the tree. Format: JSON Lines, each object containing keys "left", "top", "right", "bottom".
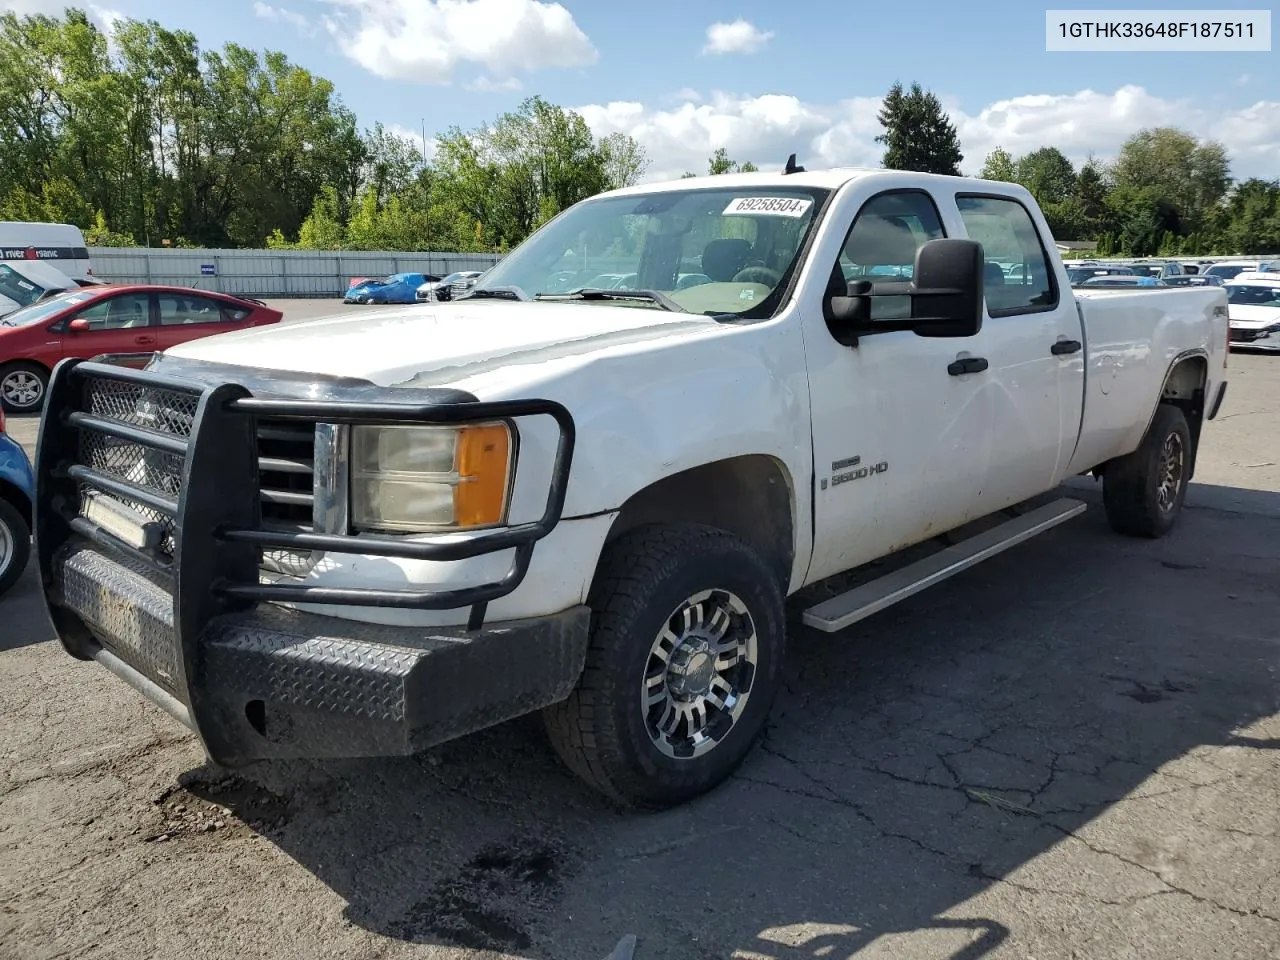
{"left": 1223, "top": 178, "right": 1280, "bottom": 254}
{"left": 295, "top": 185, "right": 345, "bottom": 248}
{"left": 600, "top": 132, "right": 648, "bottom": 190}
{"left": 979, "top": 147, "right": 1015, "bottom": 182}
{"left": 1107, "top": 185, "right": 1181, "bottom": 257}
{"left": 1014, "top": 147, "right": 1076, "bottom": 204}
{"left": 1112, "top": 127, "right": 1231, "bottom": 234}
{"left": 1074, "top": 158, "right": 1110, "bottom": 234}
{"left": 875, "top": 81, "right": 963, "bottom": 175}
{"left": 706, "top": 149, "right": 758, "bottom": 175}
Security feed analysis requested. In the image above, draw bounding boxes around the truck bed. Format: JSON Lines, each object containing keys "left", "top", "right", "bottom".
{"left": 1067, "top": 286, "right": 1228, "bottom": 475}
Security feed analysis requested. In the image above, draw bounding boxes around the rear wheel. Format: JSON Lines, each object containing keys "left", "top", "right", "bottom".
{"left": 543, "top": 523, "right": 786, "bottom": 808}
{"left": 0, "top": 362, "right": 49, "bottom": 414}
{"left": 0, "top": 497, "right": 31, "bottom": 597}
{"left": 1102, "top": 403, "right": 1192, "bottom": 538}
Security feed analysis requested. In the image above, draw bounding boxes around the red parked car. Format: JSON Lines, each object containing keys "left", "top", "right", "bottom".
{"left": 0, "top": 285, "right": 283, "bottom": 413}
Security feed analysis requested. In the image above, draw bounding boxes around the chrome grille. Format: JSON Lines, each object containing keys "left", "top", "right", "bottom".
{"left": 256, "top": 419, "right": 321, "bottom": 576}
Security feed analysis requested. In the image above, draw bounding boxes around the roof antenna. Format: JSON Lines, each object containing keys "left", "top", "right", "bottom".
{"left": 783, "top": 152, "right": 805, "bottom": 175}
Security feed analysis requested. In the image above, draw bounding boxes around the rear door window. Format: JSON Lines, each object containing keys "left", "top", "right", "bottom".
{"left": 158, "top": 294, "right": 243, "bottom": 325}
{"left": 956, "top": 195, "right": 1058, "bottom": 315}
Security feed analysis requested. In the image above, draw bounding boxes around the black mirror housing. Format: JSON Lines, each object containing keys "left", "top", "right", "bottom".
{"left": 910, "top": 238, "right": 984, "bottom": 337}
{"left": 824, "top": 237, "right": 985, "bottom": 343}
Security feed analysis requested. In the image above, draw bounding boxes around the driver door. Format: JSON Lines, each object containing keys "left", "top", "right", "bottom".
{"left": 800, "top": 188, "right": 998, "bottom": 585}
{"left": 60, "top": 292, "right": 156, "bottom": 362}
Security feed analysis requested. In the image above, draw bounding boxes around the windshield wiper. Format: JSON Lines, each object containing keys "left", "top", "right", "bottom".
{"left": 456, "top": 285, "right": 530, "bottom": 302}
{"left": 534, "top": 288, "right": 686, "bottom": 313}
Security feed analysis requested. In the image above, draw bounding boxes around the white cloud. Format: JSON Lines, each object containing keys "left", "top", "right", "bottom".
{"left": 1208, "top": 100, "right": 1280, "bottom": 179}
{"left": 701, "top": 19, "right": 773, "bottom": 55}
{"left": 316, "top": 0, "right": 596, "bottom": 84}
{"left": 575, "top": 92, "right": 882, "bottom": 182}
{"left": 466, "top": 75, "right": 524, "bottom": 93}
{"left": 253, "top": 2, "right": 316, "bottom": 36}
{"left": 2, "top": 0, "right": 122, "bottom": 33}
{"left": 387, "top": 123, "right": 435, "bottom": 162}
{"left": 953, "top": 85, "right": 1192, "bottom": 171}
{"left": 573, "top": 85, "right": 1280, "bottom": 184}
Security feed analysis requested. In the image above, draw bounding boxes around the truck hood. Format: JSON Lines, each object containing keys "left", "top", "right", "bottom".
{"left": 1227, "top": 304, "right": 1280, "bottom": 329}
{"left": 161, "top": 300, "right": 717, "bottom": 386}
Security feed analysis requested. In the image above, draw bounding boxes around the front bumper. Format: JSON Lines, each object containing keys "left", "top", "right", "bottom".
{"left": 56, "top": 540, "right": 589, "bottom": 762}
{"left": 1229, "top": 325, "right": 1280, "bottom": 347}
{"left": 36, "top": 359, "right": 583, "bottom": 767}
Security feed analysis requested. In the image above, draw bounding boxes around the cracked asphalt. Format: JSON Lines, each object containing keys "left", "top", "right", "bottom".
{"left": 2, "top": 335, "right": 1278, "bottom": 960}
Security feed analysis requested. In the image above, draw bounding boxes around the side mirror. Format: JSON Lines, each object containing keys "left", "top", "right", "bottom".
{"left": 826, "top": 238, "right": 985, "bottom": 344}
{"left": 67, "top": 318, "right": 90, "bottom": 332}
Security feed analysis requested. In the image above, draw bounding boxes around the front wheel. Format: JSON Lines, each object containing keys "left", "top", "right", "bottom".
{"left": 1102, "top": 403, "right": 1192, "bottom": 538}
{"left": 543, "top": 523, "right": 786, "bottom": 808}
{"left": 0, "top": 497, "right": 31, "bottom": 597}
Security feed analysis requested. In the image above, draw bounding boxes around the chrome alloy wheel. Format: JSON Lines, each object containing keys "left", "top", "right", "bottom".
{"left": 1156, "top": 431, "right": 1185, "bottom": 512}
{"left": 642, "top": 588, "right": 759, "bottom": 760}
{"left": 1, "top": 370, "right": 43, "bottom": 410}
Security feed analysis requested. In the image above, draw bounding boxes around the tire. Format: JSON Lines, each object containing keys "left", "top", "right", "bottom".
{"left": 0, "top": 497, "right": 31, "bottom": 597}
{"left": 543, "top": 523, "right": 786, "bottom": 809}
{"left": 1102, "top": 403, "right": 1192, "bottom": 538}
{"left": 0, "top": 362, "right": 49, "bottom": 414}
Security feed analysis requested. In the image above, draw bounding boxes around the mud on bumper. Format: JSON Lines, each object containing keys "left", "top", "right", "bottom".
{"left": 36, "top": 359, "right": 587, "bottom": 766}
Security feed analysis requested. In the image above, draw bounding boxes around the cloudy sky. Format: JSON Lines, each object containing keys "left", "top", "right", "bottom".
{"left": 7, "top": 0, "right": 1278, "bottom": 182}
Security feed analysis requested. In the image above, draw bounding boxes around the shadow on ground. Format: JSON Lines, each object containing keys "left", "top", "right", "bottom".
{"left": 118, "top": 480, "right": 1280, "bottom": 958}
{"left": 0, "top": 564, "right": 51, "bottom": 652}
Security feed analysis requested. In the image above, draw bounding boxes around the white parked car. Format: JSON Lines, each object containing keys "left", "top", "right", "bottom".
{"left": 1224, "top": 272, "right": 1280, "bottom": 349}
{"left": 35, "top": 166, "right": 1230, "bottom": 808}
{"left": 1203, "top": 259, "right": 1280, "bottom": 282}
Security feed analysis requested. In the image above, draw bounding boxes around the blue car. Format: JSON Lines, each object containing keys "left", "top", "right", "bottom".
{"left": 0, "top": 407, "right": 34, "bottom": 597}
{"left": 343, "top": 272, "right": 440, "bottom": 305}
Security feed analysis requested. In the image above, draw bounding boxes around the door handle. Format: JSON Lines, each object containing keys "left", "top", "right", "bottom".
{"left": 1051, "top": 339, "right": 1082, "bottom": 356}
{"left": 947, "top": 356, "right": 988, "bottom": 376}
{"left": 134, "top": 335, "right": 155, "bottom": 345}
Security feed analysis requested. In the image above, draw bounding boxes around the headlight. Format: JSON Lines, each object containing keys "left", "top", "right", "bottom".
{"left": 350, "top": 423, "right": 513, "bottom": 533}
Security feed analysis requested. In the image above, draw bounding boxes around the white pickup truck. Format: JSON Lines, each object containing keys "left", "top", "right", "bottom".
{"left": 36, "top": 164, "right": 1230, "bottom": 808}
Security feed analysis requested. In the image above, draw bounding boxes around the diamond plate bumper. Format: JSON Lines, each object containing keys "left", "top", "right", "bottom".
{"left": 52, "top": 540, "right": 591, "bottom": 764}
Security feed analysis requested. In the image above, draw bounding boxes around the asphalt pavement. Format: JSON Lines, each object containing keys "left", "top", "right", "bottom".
{"left": 1, "top": 318, "right": 1278, "bottom": 960}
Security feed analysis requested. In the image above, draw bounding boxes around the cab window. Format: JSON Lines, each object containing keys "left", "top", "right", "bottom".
{"left": 831, "top": 190, "right": 947, "bottom": 321}
{"left": 956, "top": 195, "right": 1057, "bottom": 315}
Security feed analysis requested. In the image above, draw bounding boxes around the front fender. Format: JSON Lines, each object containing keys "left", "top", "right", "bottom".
{"left": 0, "top": 433, "right": 35, "bottom": 509}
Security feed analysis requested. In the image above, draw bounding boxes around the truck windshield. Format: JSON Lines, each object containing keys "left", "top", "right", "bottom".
{"left": 464, "top": 185, "right": 831, "bottom": 318}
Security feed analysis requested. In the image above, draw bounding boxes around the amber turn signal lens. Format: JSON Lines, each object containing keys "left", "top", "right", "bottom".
{"left": 454, "top": 423, "right": 512, "bottom": 527}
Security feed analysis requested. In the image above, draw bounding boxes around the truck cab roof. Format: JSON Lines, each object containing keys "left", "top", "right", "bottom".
{"left": 596, "top": 166, "right": 1028, "bottom": 199}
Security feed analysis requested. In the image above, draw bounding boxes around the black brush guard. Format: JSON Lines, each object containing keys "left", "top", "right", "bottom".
{"left": 35, "top": 358, "right": 591, "bottom": 766}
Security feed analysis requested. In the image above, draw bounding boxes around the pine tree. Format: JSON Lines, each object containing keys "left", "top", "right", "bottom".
{"left": 875, "top": 82, "right": 964, "bottom": 175}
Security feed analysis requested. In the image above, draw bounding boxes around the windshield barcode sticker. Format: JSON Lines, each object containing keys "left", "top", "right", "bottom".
{"left": 723, "top": 196, "right": 813, "bottom": 218}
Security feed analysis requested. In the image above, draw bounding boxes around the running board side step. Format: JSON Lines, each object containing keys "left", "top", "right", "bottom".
{"left": 802, "top": 497, "right": 1088, "bottom": 633}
